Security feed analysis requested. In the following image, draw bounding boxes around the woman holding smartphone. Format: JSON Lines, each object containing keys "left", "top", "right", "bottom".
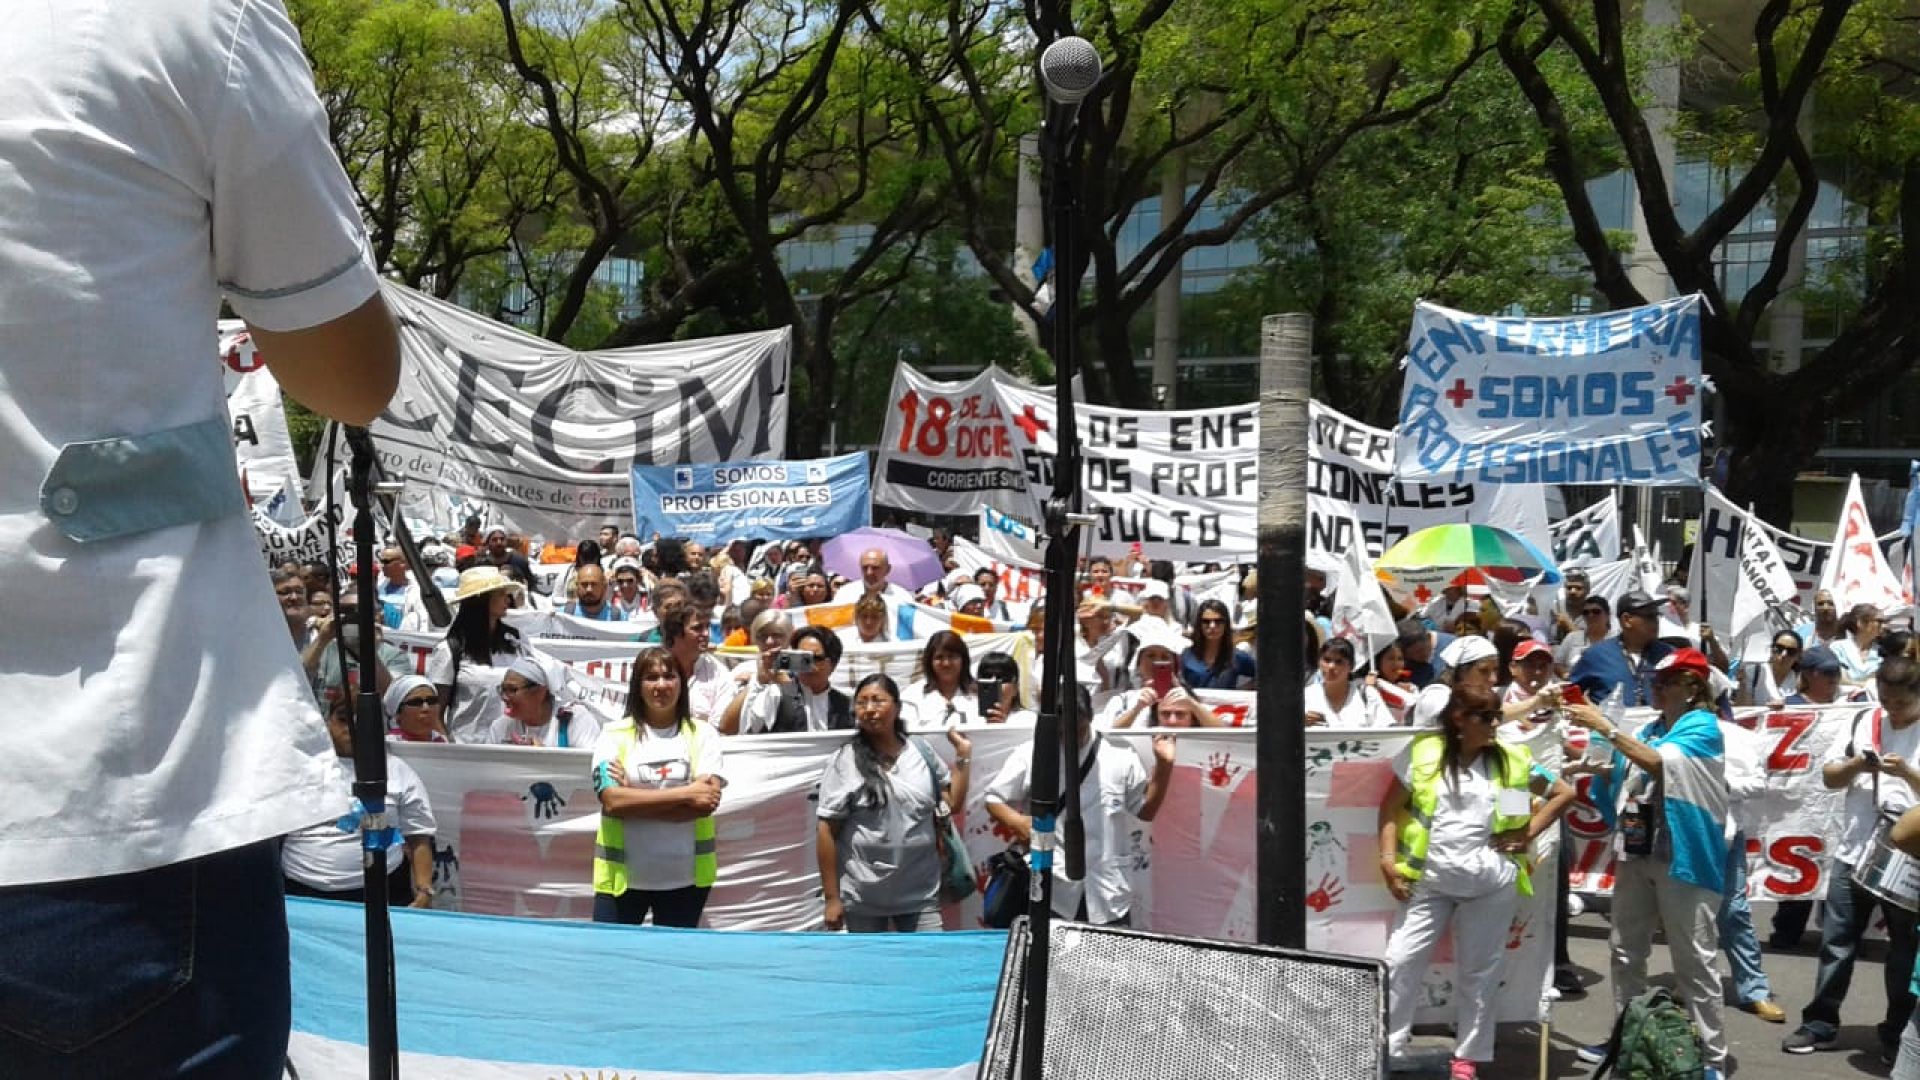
{"left": 1099, "top": 628, "right": 1191, "bottom": 728}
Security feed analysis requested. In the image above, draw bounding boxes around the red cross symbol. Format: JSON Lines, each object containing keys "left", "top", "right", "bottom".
{"left": 1444, "top": 378, "right": 1474, "bottom": 408}
{"left": 1662, "top": 377, "right": 1695, "bottom": 406}
{"left": 1014, "top": 404, "right": 1050, "bottom": 443}
{"left": 1412, "top": 584, "right": 1433, "bottom": 604}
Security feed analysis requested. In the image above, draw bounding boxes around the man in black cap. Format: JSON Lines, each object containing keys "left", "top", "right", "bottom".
{"left": 1784, "top": 646, "right": 1864, "bottom": 706}
{"left": 1569, "top": 590, "right": 1673, "bottom": 706}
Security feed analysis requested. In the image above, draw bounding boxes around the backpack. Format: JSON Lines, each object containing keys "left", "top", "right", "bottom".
{"left": 1592, "top": 988, "right": 1705, "bottom": 1080}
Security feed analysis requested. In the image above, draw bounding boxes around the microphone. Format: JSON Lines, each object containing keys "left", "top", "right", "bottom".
{"left": 1038, "top": 36, "right": 1101, "bottom": 108}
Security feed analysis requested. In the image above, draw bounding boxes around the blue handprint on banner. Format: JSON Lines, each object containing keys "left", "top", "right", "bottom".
{"left": 523, "top": 781, "right": 566, "bottom": 820}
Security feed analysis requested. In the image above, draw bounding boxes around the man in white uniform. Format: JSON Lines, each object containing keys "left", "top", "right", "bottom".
{"left": 0, "top": 2, "right": 400, "bottom": 1073}
{"left": 984, "top": 688, "right": 1175, "bottom": 926}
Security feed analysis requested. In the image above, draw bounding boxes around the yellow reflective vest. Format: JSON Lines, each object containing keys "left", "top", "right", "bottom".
{"left": 593, "top": 718, "right": 717, "bottom": 895}
{"left": 1392, "top": 734, "right": 1536, "bottom": 896}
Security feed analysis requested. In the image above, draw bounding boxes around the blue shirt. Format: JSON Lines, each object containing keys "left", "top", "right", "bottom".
{"left": 1179, "top": 647, "right": 1255, "bottom": 690}
{"left": 1569, "top": 637, "right": 1674, "bottom": 708}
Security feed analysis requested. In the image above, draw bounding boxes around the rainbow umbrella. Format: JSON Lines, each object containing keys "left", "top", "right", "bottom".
{"left": 1373, "top": 523, "right": 1561, "bottom": 594}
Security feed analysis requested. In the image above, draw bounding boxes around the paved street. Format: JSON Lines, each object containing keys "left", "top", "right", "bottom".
{"left": 1398, "top": 910, "right": 1907, "bottom": 1079}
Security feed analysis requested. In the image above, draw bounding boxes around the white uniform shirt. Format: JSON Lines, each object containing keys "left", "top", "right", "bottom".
{"left": 985, "top": 734, "right": 1150, "bottom": 924}
{"left": 0, "top": 0, "right": 381, "bottom": 884}
{"left": 1827, "top": 708, "right": 1920, "bottom": 866}
{"left": 1390, "top": 747, "right": 1518, "bottom": 896}
{"left": 903, "top": 679, "right": 981, "bottom": 730}
{"left": 426, "top": 639, "right": 526, "bottom": 744}
{"left": 686, "top": 652, "right": 736, "bottom": 726}
{"left": 1302, "top": 682, "right": 1395, "bottom": 728}
{"left": 280, "top": 757, "right": 435, "bottom": 893}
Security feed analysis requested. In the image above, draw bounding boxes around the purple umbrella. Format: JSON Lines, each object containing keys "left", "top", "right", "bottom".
{"left": 820, "top": 527, "right": 946, "bottom": 591}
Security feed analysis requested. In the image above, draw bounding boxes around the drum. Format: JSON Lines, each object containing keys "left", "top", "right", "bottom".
{"left": 1855, "top": 813, "right": 1920, "bottom": 912}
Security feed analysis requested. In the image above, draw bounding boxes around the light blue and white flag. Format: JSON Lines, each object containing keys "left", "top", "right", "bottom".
{"left": 287, "top": 898, "right": 1001, "bottom": 1079}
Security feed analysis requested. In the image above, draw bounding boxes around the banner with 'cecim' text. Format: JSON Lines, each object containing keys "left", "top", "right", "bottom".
{"left": 356, "top": 281, "right": 789, "bottom": 541}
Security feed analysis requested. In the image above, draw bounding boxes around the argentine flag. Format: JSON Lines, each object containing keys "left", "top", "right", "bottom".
{"left": 288, "top": 899, "right": 1002, "bottom": 1078}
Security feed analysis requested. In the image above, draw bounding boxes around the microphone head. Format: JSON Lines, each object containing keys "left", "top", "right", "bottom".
{"left": 1039, "top": 36, "right": 1102, "bottom": 106}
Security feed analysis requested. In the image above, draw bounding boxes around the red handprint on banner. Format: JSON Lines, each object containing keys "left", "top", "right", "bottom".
{"left": 1304, "top": 875, "right": 1345, "bottom": 912}
{"left": 1206, "top": 751, "right": 1242, "bottom": 788}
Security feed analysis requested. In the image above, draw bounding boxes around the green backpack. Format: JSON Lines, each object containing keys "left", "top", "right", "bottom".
{"left": 1592, "top": 988, "right": 1705, "bottom": 1080}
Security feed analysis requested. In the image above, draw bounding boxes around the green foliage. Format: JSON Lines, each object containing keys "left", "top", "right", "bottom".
{"left": 827, "top": 235, "right": 1046, "bottom": 445}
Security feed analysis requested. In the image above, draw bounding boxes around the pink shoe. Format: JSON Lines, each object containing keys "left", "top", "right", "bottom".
{"left": 1448, "top": 1058, "right": 1478, "bottom": 1080}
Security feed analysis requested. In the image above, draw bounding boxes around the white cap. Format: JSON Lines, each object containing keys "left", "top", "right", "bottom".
{"left": 949, "top": 583, "right": 986, "bottom": 611}
{"left": 1438, "top": 635, "right": 1498, "bottom": 670}
{"left": 1138, "top": 580, "right": 1170, "bottom": 601}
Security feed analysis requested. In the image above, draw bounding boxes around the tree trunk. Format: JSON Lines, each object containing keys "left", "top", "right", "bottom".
{"left": 1719, "top": 387, "right": 1823, "bottom": 526}
{"left": 1090, "top": 302, "right": 1137, "bottom": 406}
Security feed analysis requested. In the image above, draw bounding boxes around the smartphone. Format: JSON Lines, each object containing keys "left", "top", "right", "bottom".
{"left": 1151, "top": 659, "right": 1174, "bottom": 698}
{"left": 773, "top": 649, "right": 814, "bottom": 675}
{"left": 978, "top": 679, "right": 1004, "bottom": 719}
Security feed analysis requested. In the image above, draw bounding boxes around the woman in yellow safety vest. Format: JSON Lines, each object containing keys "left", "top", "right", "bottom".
{"left": 1376, "top": 685, "right": 1576, "bottom": 1080}
{"left": 590, "top": 646, "right": 727, "bottom": 927}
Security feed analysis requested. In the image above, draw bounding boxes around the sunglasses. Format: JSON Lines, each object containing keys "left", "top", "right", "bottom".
{"left": 1771, "top": 643, "right": 1801, "bottom": 654}
{"left": 401, "top": 695, "right": 438, "bottom": 708}
{"left": 1582, "top": 607, "right": 1607, "bottom": 617}
{"left": 499, "top": 682, "right": 537, "bottom": 698}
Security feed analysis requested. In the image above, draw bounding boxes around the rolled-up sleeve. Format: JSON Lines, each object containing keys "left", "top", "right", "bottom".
{"left": 209, "top": 0, "right": 379, "bottom": 330}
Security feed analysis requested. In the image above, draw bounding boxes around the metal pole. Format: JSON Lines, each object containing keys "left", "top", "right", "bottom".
{"left": 1256, "top": 314, "right": 1311, "bottom": 948}
{"left": 346, "top": 430, "right": 400, "bottom": 1080}
{"left": 1018, "top": 95, "right": 1088, "bottom": 1080}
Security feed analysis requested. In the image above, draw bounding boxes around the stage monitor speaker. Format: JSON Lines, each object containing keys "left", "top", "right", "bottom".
{"left": 978, "top": 918, "right": 1386, "bottom": 1080}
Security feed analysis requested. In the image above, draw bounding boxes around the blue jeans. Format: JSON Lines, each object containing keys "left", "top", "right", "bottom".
{"left": 1802, "top": 863, "right": 1918, "bottom": 1041}
{"left": 0, "top": 840, "right": 290, "bottom": 1078}
{"left": 1717, "top": 831, "right": 1773, "bottom": 1004}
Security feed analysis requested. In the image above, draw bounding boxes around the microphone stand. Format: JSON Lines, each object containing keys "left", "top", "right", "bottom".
{"left": 1019, "top": 81, "right": 1089, "bottom": 1080}
{"left": 345, "top": 427, "right": 400, "bottom": 1080}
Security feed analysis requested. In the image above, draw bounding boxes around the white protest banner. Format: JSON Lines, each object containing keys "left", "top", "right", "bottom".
{"left": 358, "top": 281, "right": 789, "bottom": 541}
{"left": 220, "top": 321, "right": 306, "bottom": 524}
{"left": 870, "top": 364, "right": 1033, "bottom": 515}
{"left": 977, "top": 505, "right": 1045, "bottom": 567}
{"left": 947, "top": 536, "right": 1043, "bottom": 619}
{"left": 992, "top": 379, "right": 1256, "bottom": 561}
{"left": 1306, "top": 400, "right": 1548, "bottom": 576}
{"left": 1688, "top": 486, "right": 1802, "bottom": 639}
{"left": 1398, "top": 296, "right": 1705, "bottom": 483}
{"left": 394, "top": 726, "right": 1550, "bottom": 1025}
{"left": 251, "top": 506, "right": 339, "bottom": 568}
{"left": 1819, "top": 473, "right": 1911, "bottom": 616}
{"left": 1549, "top": 495, "right": 1620, "bottom": 569}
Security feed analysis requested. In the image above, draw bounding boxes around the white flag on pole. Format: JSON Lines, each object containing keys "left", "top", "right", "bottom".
{"left": 1331, "top": 542, "right": 1398, "bottom": 660}
{"left": 1819, "top": 473, "right": 1910, "bottom": 617}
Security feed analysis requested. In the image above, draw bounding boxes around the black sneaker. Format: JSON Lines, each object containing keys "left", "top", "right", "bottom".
{"left": 1781, "top": 1027, "right": 1833, "bottom": 1055}
{"left": 1554, "top": 966, "right": 1586, "bottom": 995}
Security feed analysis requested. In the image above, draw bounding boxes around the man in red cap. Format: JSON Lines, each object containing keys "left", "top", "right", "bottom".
{"left": 1569, "top": 648, "right": 1731, "bottom": 1080}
